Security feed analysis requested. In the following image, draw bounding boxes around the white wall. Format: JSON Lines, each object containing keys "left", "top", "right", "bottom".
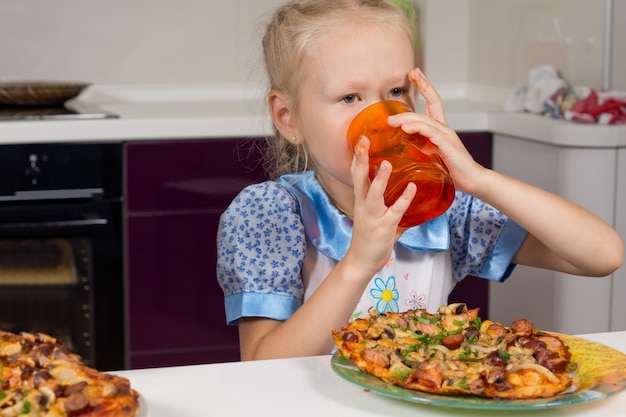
{"left": 1, "top": 0, "right": 623, "bottom": 91}
{"left": 0, "top": 0, "right": 282, "bottom": 85}
{"left": 423, "top": 0, "right": 623, "bottom": 91}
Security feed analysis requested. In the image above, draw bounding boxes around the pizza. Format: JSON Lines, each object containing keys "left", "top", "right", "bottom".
{"left": 332, "top": 303, "right": 574, "bottom": 400}
{"left": 0, "top": 329, "right": 140, "bottom": 417}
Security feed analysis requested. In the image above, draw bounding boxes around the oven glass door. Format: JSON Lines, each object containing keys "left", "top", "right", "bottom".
{"left": 0, "top": 237, "right": 95, "bottom": 364}
{"left": 0, "top": 198, "right": 124, "bottom": 370}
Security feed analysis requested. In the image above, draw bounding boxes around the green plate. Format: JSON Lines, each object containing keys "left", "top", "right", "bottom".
{"left": 331, "top": 334, "right": 626, "bottom": 410}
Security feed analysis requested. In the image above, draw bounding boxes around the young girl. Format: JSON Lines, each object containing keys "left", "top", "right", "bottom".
{"left": 216, "top": 0, "right": 623, "bottom": 361}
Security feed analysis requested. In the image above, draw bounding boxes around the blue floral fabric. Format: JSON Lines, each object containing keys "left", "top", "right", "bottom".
{"left": 216, "top": 171, "right": 527, "bottom": 325}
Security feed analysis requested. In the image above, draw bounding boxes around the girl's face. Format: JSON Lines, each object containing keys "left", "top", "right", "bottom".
{"left": 294, "top": 21, "right": 415, "bottom": 211}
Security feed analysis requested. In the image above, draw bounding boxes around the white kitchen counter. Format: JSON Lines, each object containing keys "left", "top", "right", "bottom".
{"left": 115, "top": 331, "right": 626, "bottom": 417}
{"left": 0, "top": 83, "right": 625, "bottom": 147}
{"left": 0, "top": 100, "right": 273, "bottom": 144}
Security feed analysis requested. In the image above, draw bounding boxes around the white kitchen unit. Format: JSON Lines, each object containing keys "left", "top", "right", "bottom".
{"left": 490, "top": 132, "right": 624, "bottom": 335}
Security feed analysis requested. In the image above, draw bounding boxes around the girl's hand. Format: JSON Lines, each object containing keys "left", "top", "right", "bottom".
{"left": 395, "top": 70, "right": 623, "bottom": 278}
{"left": 387, "top": 68, "right": 486, "bottom": 195}
{"left": 345, "top": 136, "right": 416, "bottom": 276}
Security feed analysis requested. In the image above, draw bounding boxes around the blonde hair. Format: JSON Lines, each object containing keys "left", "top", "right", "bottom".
{"left": 261, "top": 0, "right": 416, "bottom": 180}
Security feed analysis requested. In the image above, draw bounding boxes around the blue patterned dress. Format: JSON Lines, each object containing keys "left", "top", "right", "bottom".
{"left": 217, "top": 171, "right": 527, "bottom": 325}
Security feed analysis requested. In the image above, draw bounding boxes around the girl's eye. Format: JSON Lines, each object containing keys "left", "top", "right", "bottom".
{"left": 389, "top": 88, "right": 405, "bottom": 98}
{"left": 342, "top": 95, "right": 358, "bottom": 104}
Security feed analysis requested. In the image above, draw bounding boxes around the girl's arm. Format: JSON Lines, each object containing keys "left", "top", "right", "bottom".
{"left": 475, "top": 170, "right": 622, "bottom": 276}
{"left": 239, "top": 142, "right": 417, "bottom": 360}
{"left": 387, "top": 68, "right": 623, "bottom": 277}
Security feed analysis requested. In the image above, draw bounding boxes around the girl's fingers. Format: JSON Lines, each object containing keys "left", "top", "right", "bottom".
{"left": 368, "top": 160, "right": 392, "bottom": 204}
{"left": 368, "top": 160, "right": 415, "bottom": 224}
{"left": 409, "top": 68, "right": 447, "bottom": 124}
{"left": 386, "top": 112, "right": 450, "bottom": 148}
{"left": 351, "top": 137, "right": 416, "bottom": 225}
{"left": 351, "top": 136, "right": 371, "bottom": 201}
{"left": 353, "top": 137, "right": 395, "bottom": 209}
{"left": 388, "top": 182, "right": 417, "bottom": 218}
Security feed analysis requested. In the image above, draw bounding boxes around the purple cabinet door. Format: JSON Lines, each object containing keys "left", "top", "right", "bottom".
{"left": 125, "top": 139, "right": 265, "bottom": 368}
{"left": 447, "top": 132, "right": 493, "bottom": 318}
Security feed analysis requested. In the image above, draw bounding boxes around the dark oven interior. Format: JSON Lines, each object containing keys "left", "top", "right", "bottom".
{"left": 0, "top": 142, "right": 124, "bottom": 371}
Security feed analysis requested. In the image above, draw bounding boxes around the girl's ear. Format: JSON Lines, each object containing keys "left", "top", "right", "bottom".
{"left": 268, "top": 90, "right": 296, "bottom": 140}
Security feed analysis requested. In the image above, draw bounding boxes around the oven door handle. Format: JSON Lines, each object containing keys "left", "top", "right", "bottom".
{"left": 0, "top": 218, "right": 109, "bottom": 236}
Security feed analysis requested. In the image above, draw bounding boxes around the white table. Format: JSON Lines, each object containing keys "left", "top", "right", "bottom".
{"left": 116, "top": 331, "right": 626, "bottom": 417}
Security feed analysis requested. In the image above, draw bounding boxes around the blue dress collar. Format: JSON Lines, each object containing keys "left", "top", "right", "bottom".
{"left": 277, "top": 172, "right": 449, "bottom": 261}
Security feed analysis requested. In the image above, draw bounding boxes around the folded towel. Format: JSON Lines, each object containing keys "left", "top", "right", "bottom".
{"left": 564, "top": 89, "right": 626, "bottom": 125}
{"left": 504, "top": 66, "right": 566, "bottom": 114}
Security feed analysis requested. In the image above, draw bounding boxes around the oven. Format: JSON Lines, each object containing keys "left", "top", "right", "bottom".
{"left": 0, "top": 142, "right": 125, "bottom": 371}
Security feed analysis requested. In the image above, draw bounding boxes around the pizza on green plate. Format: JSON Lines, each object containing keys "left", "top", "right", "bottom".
{"left": 332, "top": 303, "right": 574, "bottom": 399}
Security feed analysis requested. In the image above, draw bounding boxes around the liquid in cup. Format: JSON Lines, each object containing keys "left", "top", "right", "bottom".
{"left": 347, "top": 100, "right": 455, "bottom": 227}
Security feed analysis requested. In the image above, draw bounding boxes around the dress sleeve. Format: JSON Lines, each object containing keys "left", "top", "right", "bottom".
{"left": 216, "top": 181, "right": 306, "bottom": 325}
{"left": 447, "top": 192, "right": 528, "bottom": 282}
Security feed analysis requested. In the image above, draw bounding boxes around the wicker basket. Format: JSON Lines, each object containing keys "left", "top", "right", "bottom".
{"left": 0, "top": 82, "right": 90, "bottom": 107}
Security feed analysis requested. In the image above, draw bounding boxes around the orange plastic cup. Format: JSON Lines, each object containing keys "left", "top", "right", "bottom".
{"left": 347, "top": 100, "right": 455, "bottom": 227}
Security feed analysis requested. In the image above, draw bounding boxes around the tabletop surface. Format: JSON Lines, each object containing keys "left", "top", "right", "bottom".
{"left": 115, "top": 331, "right": 626, "bottom": 417}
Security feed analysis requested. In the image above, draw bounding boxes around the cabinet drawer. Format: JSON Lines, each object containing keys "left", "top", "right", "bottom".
{"left": 125, "top": 139, "right": 265, "bottom": 212}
